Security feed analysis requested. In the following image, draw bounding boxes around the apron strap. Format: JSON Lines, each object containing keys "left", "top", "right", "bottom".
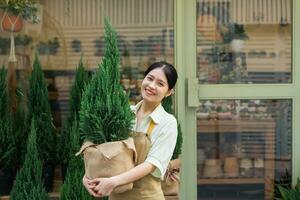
{"left": 146, "top": 120, "right": 155, "bottom": 137}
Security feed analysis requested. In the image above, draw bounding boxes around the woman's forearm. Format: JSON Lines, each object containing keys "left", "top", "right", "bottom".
{"left": 111, "top": 162, "right": 156, "bottom": 187}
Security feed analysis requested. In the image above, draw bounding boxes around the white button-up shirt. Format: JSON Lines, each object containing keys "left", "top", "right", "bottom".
{"left": 131, "top": 101, "right": 178, "bottom": 180}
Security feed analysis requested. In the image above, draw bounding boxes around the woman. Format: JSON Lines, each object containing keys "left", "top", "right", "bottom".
{"left": 83, "top": 61, "right": 178, "bottom": 199}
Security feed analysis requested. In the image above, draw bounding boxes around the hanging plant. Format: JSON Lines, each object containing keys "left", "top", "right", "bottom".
{"left": 0, "top": 0, "right": 40, "bottom": 23}
{"left": 0, "top": 0, "right": 40, "bottom": 61}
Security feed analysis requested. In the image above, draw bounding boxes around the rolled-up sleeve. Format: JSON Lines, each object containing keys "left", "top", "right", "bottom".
{"left": 145, "top": 117, "right": 178, "bottom": 180}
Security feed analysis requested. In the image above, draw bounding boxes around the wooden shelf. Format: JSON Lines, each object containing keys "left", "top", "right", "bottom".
{"left": 198, "top": 178, "right": 265, "bottom": 185}
{"left": 197, "top": 119, "right": 276, "bottom": 133}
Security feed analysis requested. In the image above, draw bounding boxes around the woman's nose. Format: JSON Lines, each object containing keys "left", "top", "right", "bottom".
{"left": 148, "top": 81, "right": 156, "bottom": 89}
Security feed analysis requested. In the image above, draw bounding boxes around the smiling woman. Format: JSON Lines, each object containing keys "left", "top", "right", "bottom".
{"left": 82, "top": 61, "right": 179, "bottom": 200}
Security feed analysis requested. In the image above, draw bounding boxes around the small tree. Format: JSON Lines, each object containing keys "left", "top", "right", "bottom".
{"left": 162, "top": 96, "right": 183, "bottom": 159}
{"left": 60, "top": 118, "right": 94, "bottom": 200}
{"left": 59, "top": 58, "right": 89, "bottom": 165}
{"left": 79, "top": 17, "right": 134, "bottom": 144}
{"left": 27, "top": 53, "right": 56, "bottom": 164}
{"left": 0, "top": 66, "right": 16, "bottom": 170}
{"left": 10, "top": 119, "right": 49, "bottom": 200}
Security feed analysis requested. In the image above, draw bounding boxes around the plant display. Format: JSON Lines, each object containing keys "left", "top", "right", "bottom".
{"left": 27, "top": 53, "right": 56, "bottom": 164}
{"left": 10, "top": 120, "right": 49, "bottom": 200}
{"left": 15, "top": 34, "right": 33, "bottom": 46}
{"left": 0, "top": 0, "right": 40, "bottom": 23}
{"left": 162, "top": 96, "right": 183, "bottom": 159}
{"left": 37, "top": 37, "right": 60, "bottom": 55}
{"left": 71, "top": 39, "right": 82, "bottom": 53}
{"left": 79, "top": 17, "right": 134, "bottom": 144}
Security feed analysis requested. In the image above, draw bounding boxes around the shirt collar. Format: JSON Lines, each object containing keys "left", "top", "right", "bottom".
{"left": 132, "top": 101, "right": 164, "bottom": 124}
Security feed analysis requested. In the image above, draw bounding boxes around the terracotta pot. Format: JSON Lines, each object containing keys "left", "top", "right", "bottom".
{"left": 224, "top": 157, "right": 239, "bottom": 177}
{"left": 1, "top": 13, "right": 23, "bottom": 32}
{"left": 203, "top": 159, "right": 222, "bottom": 178}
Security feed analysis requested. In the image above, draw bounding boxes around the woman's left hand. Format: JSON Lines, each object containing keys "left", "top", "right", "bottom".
{"left": 89, "top": 177, "right": 118, "bottom": 197}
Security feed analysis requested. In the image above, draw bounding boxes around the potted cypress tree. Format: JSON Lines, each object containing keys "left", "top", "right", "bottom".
{"left": 10, "top": 119, "right": 49, "bottom": 200}
{"left": 27, "top": 53, "right": 57, "bottom": 192}
{"left": 78, "top": 17, "right": 135, "bottom": 194}
{"left": 0, "top": 66, "right": 17, "bottom": 196}
{"left": 59, "top": 57, "right": 89, "bottom": 181}
{"left": 161, "top": 96, "right": 183, "bottom": 197}
{"left": 60, "top": 117, "right": 94, "bottom": 200}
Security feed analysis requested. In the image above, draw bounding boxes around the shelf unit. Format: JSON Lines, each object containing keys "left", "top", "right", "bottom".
{"left": 197, "top": 119, "right": 276, "bottom": 200}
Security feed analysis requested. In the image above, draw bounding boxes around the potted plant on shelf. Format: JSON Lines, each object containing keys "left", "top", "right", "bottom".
{"left": 0, "top": 0, "right": 40, "bottom": 32}
{"left": 222, "top": 23, "right": 249, "bottom": 53}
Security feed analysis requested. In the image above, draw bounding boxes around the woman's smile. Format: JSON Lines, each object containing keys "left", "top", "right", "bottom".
{"left": 145, "top": 88, "right": 156, "bottom": 96}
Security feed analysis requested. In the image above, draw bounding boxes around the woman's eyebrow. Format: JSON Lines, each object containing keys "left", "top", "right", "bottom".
{"left": 148, "top": 73, "right": 167, "bottom": 84}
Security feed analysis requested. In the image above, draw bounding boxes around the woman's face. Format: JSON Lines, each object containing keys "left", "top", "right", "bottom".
{"left": 141, "top": 68, "right": 172, "bottom": 104}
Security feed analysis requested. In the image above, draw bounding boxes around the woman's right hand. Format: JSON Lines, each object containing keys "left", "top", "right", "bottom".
{"left": 82, "top": 174, "right": 102, "bottom": 198}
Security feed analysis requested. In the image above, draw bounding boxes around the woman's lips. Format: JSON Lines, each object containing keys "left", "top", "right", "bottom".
{"left": 145, "top": 88, "right": 155, "bottom": 96}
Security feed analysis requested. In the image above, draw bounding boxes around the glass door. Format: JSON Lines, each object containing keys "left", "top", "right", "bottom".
{"left": 176, "top": 0, "right": 300, "bottom": 200}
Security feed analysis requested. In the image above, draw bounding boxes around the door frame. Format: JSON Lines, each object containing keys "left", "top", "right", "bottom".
{"left": 175, "top": 0, "right": 300, "bottom": 199}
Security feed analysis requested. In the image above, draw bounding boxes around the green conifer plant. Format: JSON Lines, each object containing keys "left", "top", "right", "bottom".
{"left": 10, "top": 119, "right": 49, "bottom": 200}
{"left": 60, "top": 117, "right": 94, "bottom": 200}
{"left": 0, "top": 66, "right": 17, "bottom": 196}
{"left": 162, "top": 96, "right": 183, "bottom": 159}
{"left": 79, "top": 17, "right": 134, "bottom": 144}
{"left": 0, "top": 66, "right": 15, "bottom": 170}
{"left": 27, "top": 53, "right": 56, "bottom": 164}
{"left": 59, "top": 58, "right": 89, "bottom": 165}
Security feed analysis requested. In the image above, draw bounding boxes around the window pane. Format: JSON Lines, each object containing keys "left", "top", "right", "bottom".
{"left": 197, "top": 99, "right": 292, "bottom": 200}
{"left": 0, "top": 0, "right": 174, "bottom": 128}
{"left": 196, "top": 0, "right": 292, "bottom": 84}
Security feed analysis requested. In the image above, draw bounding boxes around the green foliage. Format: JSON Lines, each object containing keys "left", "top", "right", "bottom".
{"left": 28, "top": 54, "right": 56, "bottom": 164}
{"left": 276, "top": 178, "right": 300, "bottom": 200}
{"left": 59, "top": 58, "right": 89, "bottom": 164}
{"left": 0, "top": 0, "right": 39, "bottom": 23}
{"left": 13, "top": 104, "right": 28, "bottom": 166}
{"left": 162, "top": 96, "right": 173, "bottom": 114}
{"left": 172, "top": 123, "right": 183, "bottom": 159}
{"left": 70, "top": 58, "right": 89, "bottom": 121}
{"left": 10, "top": 119, "right": 49, "bottom": 200}
{"left": 162, "top": 96, "right": 183, "bottom": 159}
{"left": 0, "top": 66, "right": 16, "bottom": 170}
{"left": 60, "top": 120, "right": 95, "bottom": 200}
{"left": 79, "top": 17, "right": 134, "bottom": 144}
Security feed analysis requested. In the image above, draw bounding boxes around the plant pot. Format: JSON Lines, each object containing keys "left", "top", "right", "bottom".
{"left": 42, "top": 163, "right": 55, "bottom": 192}
{"left": 0, "top": 169, "right": 16, "bottom": 195}
{"left": 1, "top": 14, "right": 23, "bottom": 32}
{"left": 224, "top": 157, "right": 239, "bottom": 177}
{"left": 203, "top": 159, "right": 222, "bottom": 178}
{"left": 162, "top": 158, "right": 181, "bottom": 196}
{"left": 230, "top": 39, "right": 245, "bottom": 53}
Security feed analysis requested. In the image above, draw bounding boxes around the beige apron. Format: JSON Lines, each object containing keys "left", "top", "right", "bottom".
{"left": 109, "top": 120, "right": 165, "bottom": 200}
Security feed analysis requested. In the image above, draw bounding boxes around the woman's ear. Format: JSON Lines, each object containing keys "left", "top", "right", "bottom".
{"left": 165, "top": 89, "right": 174, "bottom": 98}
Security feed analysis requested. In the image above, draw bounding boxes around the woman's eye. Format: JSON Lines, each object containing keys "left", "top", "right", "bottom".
{"left": 147, "top": 77, "right": 153, "bottom": 81}
{"left": 158, "top": 82, "right": 164, "bottom": 87}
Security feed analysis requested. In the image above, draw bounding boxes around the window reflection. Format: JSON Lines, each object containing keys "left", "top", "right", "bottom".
{"left": 197, "top": 0, "right": 292, "bottom": 84}
{"left": 197, "top": 99, "right": 292, "bottom": 200}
